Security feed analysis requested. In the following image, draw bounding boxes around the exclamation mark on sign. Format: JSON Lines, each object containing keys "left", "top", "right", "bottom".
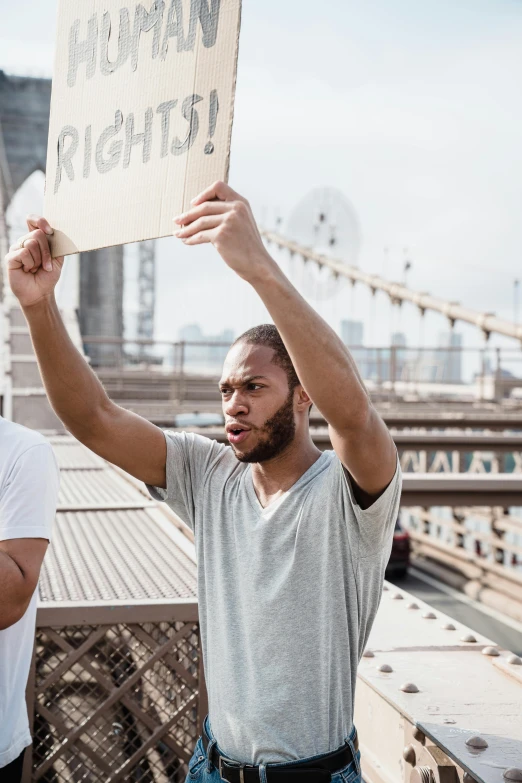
{"left": 204, "top": 90, "right": 219, "bottom": 154}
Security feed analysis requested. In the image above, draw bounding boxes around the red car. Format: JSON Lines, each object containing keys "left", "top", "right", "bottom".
{"left": 385, "top": 518, "right": 410, "bottom": 579}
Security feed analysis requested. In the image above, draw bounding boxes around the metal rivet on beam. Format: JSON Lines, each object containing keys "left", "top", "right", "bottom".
{"left": 383, "top": 585, "right": 389, "bottom": 591}
{"left": 422, "top": 612, "right": 436, "bottom": 619}
{"left": 408, "top": 602, "right": 420, "bottom": 610}
{"left": 461, "top": 634, "right": 477, "bottom": 643}
{"left": 401, "top": 682, "right": 419, "bottom": 693}
{"left": 413, "top": 727, "right": 425, "bottom": 744}
{"left": 482, "top": 646, "right": 500, "bottom": 657}
{"left": 466, "top": 736, "right": 488, "bottom": 749}
{"left": 378, "top": 664, "right": 393, "bottom": 673}
{"left": 504, "top": 769, "right": 522, "bottom": 781}
{"left": 507, "top": 654, "right": 522, "bottom": 665}
{"left": 363, "top": 649, "right": 375, "bottom": 658}
{"left": 442, "top": 623, "right": 456, "bottom": 630}
{"left": 403, "top": 745, "right": 416, "bottom": 766}
{"left": 392, "top": 593, "right": 404, "bottom": 600}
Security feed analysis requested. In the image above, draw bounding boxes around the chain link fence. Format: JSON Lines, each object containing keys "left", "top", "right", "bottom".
{"left": 28, "top": 618, "right": 204, "bottom": 783}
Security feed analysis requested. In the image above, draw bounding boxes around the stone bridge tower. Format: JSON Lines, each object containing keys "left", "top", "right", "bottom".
{"left": 0, "top": 70, "right": 123, "bottom": 361}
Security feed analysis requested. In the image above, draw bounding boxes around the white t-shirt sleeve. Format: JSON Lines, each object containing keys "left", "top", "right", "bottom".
{"left": 0, "top": 443, "right": 60, "bottom": 542}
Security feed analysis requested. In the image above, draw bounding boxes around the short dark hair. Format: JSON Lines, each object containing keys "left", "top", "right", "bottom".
{"left": 232, "top": 324, "right": 300, "bottom": 390}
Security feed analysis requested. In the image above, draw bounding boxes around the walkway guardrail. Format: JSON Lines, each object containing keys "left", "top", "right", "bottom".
{"left": 82, "top": 337, "right": 522, "bottom": 403}
{"left": 403, "top": 506, "right": 522, "bottom": 622}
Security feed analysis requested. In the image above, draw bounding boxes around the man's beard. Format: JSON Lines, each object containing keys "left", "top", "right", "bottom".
{"left": 232, "top": 390, "right": 296, "bottom": 464}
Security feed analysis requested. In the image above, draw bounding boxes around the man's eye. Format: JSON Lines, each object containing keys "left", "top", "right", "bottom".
{"left": 248, "top": 384, "right": 262, "bottom": 390}
{"left": 220, "top": 389, "right": 231, "bottom": 395}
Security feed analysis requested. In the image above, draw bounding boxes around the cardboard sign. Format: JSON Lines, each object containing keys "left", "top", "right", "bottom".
{"left": 44, "top": 0, "right": 242, "bottom": 256}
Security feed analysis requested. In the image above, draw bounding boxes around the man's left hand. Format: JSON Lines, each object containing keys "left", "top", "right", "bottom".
{"left": 173, "top": 181, "right": 275, "bottom": 284}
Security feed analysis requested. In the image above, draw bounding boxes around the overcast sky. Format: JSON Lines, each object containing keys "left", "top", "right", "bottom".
{"left": 2, "top": 0, "right": 522, "bottom": 355}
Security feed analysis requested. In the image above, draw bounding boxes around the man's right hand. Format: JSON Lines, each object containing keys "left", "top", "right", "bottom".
{"left": 5, "top": 215, "right": 64, "bottom": 309}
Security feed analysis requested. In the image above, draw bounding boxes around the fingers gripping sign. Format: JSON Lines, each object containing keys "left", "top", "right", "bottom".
{"left": 173, "top": 181, "right": 274, "bottom": 283}
{"left": 5, "top": 215, "right": 65, "bottom": 309}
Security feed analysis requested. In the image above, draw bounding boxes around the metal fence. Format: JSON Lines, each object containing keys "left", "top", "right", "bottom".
{"left": 404, "top": 507, "right": 522, "bottom": 571}
{"left": 27, "top": 607, "right": 205, "bottom": 783}
{"left": 82, "top": 337, "right": 522, "bottom": 403}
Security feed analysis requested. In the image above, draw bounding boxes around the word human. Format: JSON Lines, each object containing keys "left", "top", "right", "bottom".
{"left": 54, "top": 91, "right": 219, "bottom": 194}
{"left": 68, "top": 0, "right": 221, "bottom": 87}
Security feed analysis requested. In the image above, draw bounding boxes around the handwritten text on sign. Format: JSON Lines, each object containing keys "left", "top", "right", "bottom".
{"left": 45, "top": 0, "right": 241, "bottom": 255}
{"left": 55, "top": 2, "right": 222, "bottom": 193}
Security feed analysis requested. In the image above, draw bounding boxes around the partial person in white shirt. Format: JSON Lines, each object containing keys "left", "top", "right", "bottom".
{"left": 0, "top": 416, "right": 60, "bottom": 782}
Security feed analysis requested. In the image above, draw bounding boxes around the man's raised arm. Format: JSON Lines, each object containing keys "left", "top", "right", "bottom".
{"left": 174, "top": 182, "right": 397, "bottom": 500}
{"left": 5, "top": 217, "right": 167, "bottom": 489}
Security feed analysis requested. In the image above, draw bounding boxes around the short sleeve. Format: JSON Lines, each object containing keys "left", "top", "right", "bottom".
{"left": 0, "top": 443, "right": 60, "bottom": 542}
{"left": 338, "top": 456, "right": 402, "bottom": 659}
{"left": 147, "top": 431, "right": 228, "bottom": 532}
{"left": 342, "top": 455, "right": 402, "bottom": 560}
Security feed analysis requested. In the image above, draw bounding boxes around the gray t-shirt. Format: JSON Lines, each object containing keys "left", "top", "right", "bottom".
{"left": 149, "top": 432, "right": 401, "bottom": 764}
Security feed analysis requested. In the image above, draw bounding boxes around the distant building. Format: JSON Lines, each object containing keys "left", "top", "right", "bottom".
{"left": 179, "top": 324, "right": 235, "bottom": 374}
{"left": 341, "top": 320, "right": 364, "bottom": 347}
{"left": 179, "top": 324, "right": 204, "bottom": 343}
{"left": 391, "top": 332, "right": 406, "bottom": 347}
{"left": 390, "top": 332, "right": 407, "bottom": 380}
{"left": 341, "top": 323, "right": 409, "bottom": 382}
{"left": 437, "top": 331, "right": 462, "bottom": 383}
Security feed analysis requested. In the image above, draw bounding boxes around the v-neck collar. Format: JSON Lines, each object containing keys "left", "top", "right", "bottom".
{"left": 245, "top": 452, "right": 328, "bottom": 515}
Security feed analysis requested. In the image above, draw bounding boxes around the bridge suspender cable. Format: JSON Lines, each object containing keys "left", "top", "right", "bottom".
{"left": 261, "top": 229, "right": 522, "bottom": 345}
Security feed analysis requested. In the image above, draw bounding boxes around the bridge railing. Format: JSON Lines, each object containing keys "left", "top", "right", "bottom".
{"left": 402, "top": 505, "right": 522, "bottom": 622}
{"left": 82, "top": 337, "right": 522, "bottom": 403}
{"left": 404, "top": 506, "right": 522, "bottom": 570}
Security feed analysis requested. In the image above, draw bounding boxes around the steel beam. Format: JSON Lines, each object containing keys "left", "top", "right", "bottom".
{"left": 262, "top": 229, "right": 522, "bottom": 343}
{"left": 356, "top": 584, "right": 522, "bottom": 783}
{"left": 401, "top": 473, "right": 522, "bottom": 506}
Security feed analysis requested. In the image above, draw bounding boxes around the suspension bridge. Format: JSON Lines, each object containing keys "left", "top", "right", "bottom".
{"left": 1, "top": 70, "right": 522, "bottom": 783}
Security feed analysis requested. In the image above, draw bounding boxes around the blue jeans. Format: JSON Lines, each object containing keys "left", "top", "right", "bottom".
{"left": 186, "top": 717, "right": 362, "bottom": 783}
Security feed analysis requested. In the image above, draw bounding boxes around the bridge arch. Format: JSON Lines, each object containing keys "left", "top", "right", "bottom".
{"left": 0, "top": 72, "right": 51, "bottom": 294}
{"left": 0, "top": 70, "right": 122, "bottom": 361}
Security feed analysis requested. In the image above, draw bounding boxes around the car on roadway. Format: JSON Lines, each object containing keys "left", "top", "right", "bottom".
{"left": 385, "top": 518, "right": 411, "bottom": 579}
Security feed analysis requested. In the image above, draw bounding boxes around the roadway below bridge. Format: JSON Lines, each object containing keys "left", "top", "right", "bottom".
{"left": 388, "top": 566, "right": 522, "bottom": 655}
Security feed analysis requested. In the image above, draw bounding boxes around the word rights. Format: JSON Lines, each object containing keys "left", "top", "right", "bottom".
{"left": 54, "top": 91, "right": 220, "bottom": 194}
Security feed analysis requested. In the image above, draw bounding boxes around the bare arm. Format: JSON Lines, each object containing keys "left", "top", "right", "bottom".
{"left": 5, "top": 218, "right": 167, "bottom": 489}
{"left": 0, "top": 539, "right": 48, "bottom": 630}
{"left": 174, "top": 182, "right": 396, "bottom": 497}
{"left": 250, "top": 268, "right": 397, "bottom": 497}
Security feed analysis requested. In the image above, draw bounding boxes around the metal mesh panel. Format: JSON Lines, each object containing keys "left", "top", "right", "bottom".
{"left": 32, "top": 621, "right": 201, "bottom": 782}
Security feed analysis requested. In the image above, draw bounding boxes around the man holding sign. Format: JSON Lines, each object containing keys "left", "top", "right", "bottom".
{"left": 6, "top": 180, "right": 400, "bottom": 783}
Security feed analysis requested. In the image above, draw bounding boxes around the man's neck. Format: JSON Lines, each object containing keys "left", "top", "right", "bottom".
{"left": 250, "top": 437, "right": 322, "bottom": 508}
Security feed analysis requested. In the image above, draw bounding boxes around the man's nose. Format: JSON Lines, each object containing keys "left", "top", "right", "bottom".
{"left": 224, "top": 391, "right": 248, "bottom": 416}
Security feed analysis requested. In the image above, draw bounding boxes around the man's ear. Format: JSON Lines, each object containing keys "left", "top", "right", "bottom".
{"left": 296, "top": 385, "right": 313, "bottom": 413}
